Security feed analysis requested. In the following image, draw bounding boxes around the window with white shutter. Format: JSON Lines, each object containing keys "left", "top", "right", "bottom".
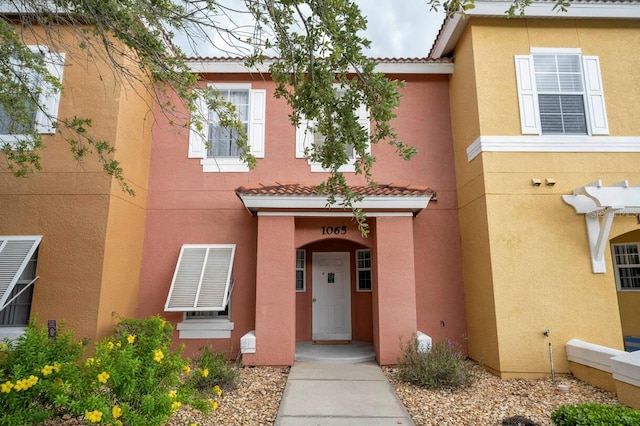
{"left": 0, "top": 236, "right": 41, "bottom": 328}
{"left": 188, "top": 83, "right": 265, "bottom": 172}
{"left": 0, "top": 47, "right": 64, "bottom": 145}
{"left": 295, "top": 88, "right": 370, "bottom": 173}
{"left": 165, "top": 244, "right": 235, "bottom": 312}
{"left": 514, "top": 49, "right": 608, "bottom": 136}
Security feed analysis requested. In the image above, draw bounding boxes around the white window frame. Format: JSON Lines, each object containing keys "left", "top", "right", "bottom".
{"left": 295, "top": 89, "right": 370, "bottom": 173}
{"left": 165, "top": 244, "right": 236, "bottom": 339}
{"left": 296, "top": 249, "right": 306, "bottom": 292}
{"left": 514, "top": 48, "right": 608, "bottom": 136}
{"left": 188, "top": 83, "right": 265, "bottom": 173}
{"left": 0, "top": 46, "right": 64, "bottom": 145}
{"left": 355, "top": 249, "right": 372, "bottom": 292}
{"left": 612, "top": 243, "right": 640, "bottom": 292}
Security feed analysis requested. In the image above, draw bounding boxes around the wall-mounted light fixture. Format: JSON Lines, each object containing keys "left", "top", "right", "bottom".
{"left": 531, "top": 178, "right": 542, "bottom": 187}
{"left": 545, "top": 178, "right": 556, "bottom": 186}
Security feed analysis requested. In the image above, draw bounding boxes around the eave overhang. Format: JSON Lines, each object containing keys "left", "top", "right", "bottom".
{"left": 430, "top": 1, "right": 640, "bottom": 59}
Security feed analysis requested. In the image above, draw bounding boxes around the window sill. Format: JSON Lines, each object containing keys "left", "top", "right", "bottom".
{"left": 176, "top": 319, "right": 234, "bottom": 339}
{"left": 466, "top": 135, "right": 640, "bottom": 162}
{"left": 0, "top": 326, "right": 27, "bottom": 342}
{"left": 201, "top": 158, "right": 249, "bottom": 173}
{"left": 310, "top": 162, "right": 356, "bottom": 173}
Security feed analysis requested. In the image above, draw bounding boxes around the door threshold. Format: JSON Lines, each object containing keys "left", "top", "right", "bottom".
{"left": 313, "top": 340, "right": 351, "bottom": 345}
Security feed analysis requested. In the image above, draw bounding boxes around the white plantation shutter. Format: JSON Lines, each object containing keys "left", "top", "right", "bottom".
{"left": 188, "top": 91, "right": 208, "bottom": 158}
{"left": 165, "top": 244, "right": 235, "bottom": 311}
{"left": 582, "top": 56, "right": 609, "bottom": 135}
{"left": 296, "top": 119, "right": 315, "bottom": 158}
{"left": 514, "top": 55, "right": 541, "bottom": 135}
{"left": 0, "top": 236, "right": 41, "bottom": 311}
{"left": 249, "top": 89, "right": 266, "bottom": 158}
{"left": 36, "top": 52, "right": 65, "bottom": 134}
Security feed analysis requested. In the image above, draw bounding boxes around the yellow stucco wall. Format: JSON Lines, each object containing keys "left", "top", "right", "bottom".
{"left": 450, "top": 17, "right": 640, "bottom": 376}
{"left": 0, "top": 26, "right": 151, "bottom": 342}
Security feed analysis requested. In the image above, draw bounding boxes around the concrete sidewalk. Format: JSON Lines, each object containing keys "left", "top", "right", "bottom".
{"left": 274, "top": 362, "right": 415, "bottom": 425}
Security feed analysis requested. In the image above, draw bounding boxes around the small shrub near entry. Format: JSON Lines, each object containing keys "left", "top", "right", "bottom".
{"left": 186, "top": 344, "right": 239, "bottom": 392}
{"left": 551, "top": 402, "right": 640, "bottom": 426}
{"left": 397, "top": 337, "right": 475, "bottom": 389}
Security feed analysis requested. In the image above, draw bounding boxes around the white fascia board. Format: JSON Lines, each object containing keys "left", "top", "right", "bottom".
{"left": 239, "top": 194, "right": 432, "bottom": 212}
{"left": 431, "top": 2, "right": 640, "bottom": 58}
{"left": 187, "top": 59, "right": 453, "bottom": 75}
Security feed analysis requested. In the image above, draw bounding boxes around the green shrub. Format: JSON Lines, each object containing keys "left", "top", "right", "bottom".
{"left": 397, "top": 337, "right": 475, "bottom": 389}
{"left": 551, "top": 402, "right": 640, "bottom": 426}
{"left": 0, "top": 316, "right": 221, "bottom": 425}
{"left": 186, "top": 345, "right": 239, "bottom": 392}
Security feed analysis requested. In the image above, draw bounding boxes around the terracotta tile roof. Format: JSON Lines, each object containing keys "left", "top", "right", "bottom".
{"left": 236, "top": 182, "right": 435, "bottom": 197}
{"left": 186, "top": 56, "right": 452, "bottom": 64}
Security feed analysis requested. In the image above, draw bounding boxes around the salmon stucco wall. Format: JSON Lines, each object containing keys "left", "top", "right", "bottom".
{"left": 1, "top": 26, "right": 151, "bottom": 342}
{"left": 449, "top": 17, "right": 640, "bottom": 377}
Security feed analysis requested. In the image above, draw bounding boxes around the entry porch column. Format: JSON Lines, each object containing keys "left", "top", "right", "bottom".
{"left": 373, "top": 215, "right": 418, "bottom": 365}
{"left": 245, "top": 215, "right": 296, "bottom": 365}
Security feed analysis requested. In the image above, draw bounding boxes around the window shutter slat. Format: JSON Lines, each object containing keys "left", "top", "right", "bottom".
{"left": 582, "top": 56, "right": 609, "bottom": 135}
{"left": 249, "top": 89, "right": 266, "bottom": 158}
{"left": 0, "top": 236, "right": 41, "bottom": 311}
{"left": 515, "top": 55, "right": 541, "bottom": 135}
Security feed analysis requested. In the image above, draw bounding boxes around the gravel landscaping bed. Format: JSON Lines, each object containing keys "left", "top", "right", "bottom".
{"left": 43, "top": 362, "right": 621, "bottom": 425}
{"left": 383, "top": 362, "right": 620, "bottom": 426}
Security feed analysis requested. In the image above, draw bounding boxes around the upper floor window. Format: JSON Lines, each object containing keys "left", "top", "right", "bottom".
{"left": 515, "top": 49, "right": 608, "bottom": 136}
{"left": 612, "top": 243, "right": 640, "bottom": 291}
{"left": 188, "top": 83, "right": 265, "bottom": 173}
{"left": 0, "top": 46, "right": 64, "bottom": 145}
{"left": 295, "top": 89, "right": 370, "bottom": 173}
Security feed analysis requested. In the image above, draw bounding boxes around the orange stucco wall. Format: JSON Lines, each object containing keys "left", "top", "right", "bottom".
{"left": 140, "top": 72, "right": 465, "bottom": 363}
{"left": 1, "top": 26, "right": 151, "bottom": 343}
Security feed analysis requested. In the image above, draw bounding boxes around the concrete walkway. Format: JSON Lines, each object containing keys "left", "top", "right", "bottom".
{"left": 275, "top": 362, "right": 415, "bottom": 425}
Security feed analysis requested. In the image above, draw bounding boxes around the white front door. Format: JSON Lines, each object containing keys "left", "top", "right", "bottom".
{"left": 312, "top": 252, "right": 351, "bottom": 341}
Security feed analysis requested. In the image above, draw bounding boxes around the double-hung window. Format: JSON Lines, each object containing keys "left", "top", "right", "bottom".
{"left": 188, "top": 83, "right": 265, "bottom": 172}
{"left": 0, "top": 46, "right": 64, "bottom": 145}
{"left": 612, "top": 243, "right": 640, "bottom": 291}
{"left": 356, "top": 249, "right": 372, "bottom": 292}
{"left": 515, "top": 48, "right": 608, "bottom": 136}
{"left": 295, "top": 89, "right": 370, "bottom": 173}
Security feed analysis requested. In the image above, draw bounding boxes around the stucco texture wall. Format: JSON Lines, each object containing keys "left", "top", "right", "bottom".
{"left": 449, "top": 18, "right": 640, "bottom": 376}
{"left": 1, "top": 26, "right": 151, "bottom": 342}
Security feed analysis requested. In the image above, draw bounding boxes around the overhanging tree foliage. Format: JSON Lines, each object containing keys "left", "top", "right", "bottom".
{"left": 0, "top": 0, "right": 571, "bottom": 232}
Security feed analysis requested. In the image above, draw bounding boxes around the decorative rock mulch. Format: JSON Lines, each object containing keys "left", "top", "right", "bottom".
{"left": 383, "top": 363, "right": 620, "bottom": 426}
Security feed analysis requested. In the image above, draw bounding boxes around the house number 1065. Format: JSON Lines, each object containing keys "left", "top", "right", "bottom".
{"left": 322, "top": 226, "right": 347, "bottom": 235}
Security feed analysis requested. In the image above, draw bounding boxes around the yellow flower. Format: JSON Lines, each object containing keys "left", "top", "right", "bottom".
{"left": 182, "top": 365, "right": 191, "bottom": 375}
{"left": 97, "top": 371, "right": 110, "bottom": 384}
{"left": 0, "top": 343, "right": 6, "bottom": 351}
{"left": 127, "top": 334, "right": 136, "bottom": 344}
{"left": 112, "top": 405, "right": 123, "bottom": 419}
{"left": 115, "top": 421, "right": 123, "bottom": 426}
{"left": 14, "top": 379, "right": 27, "bottom": 391}
{"left": 84, "top": 410, "right": 103, "bottom": 423}
{"left": 213, "top": 385, "right": 222, "bottom": 397}
{"left": 189, "top": 423, "right": 198, "bottom": 426}
{"left": 210, "top": 400, "right": 218, "bottom": 411}
{"left": 85, "top": 357, "right": 95, "bottom": 366}
{"left": 27, "top": 375, "right": 38, "bottom": 386}
{"left": 1, "top": 381, "right": 13, "bottom": 393}
{"left": 41, "top": 365, "right": 54, "bottom": 376}
{"left": 168, "top": 389, "right": 177, "bottom": 399}
{"left": 171, "top": 401, "right": 181, "bottom": 412}
{"left": 201, "top": 368, "right": 209, "bottom": 378}
{"left": 107, "top": 341, "right": 115, "bottom": 350}
{"left": 153, "top": 349, "right": 164, "bottom": 363}
{"left": 53, "top": 362, "right": 61, "bottom": 373}
{"left": 159, "top": 319, "right": 166, "bottom": 328}
{"left": 116, "top": 342, "right": 122, "bottom": 347}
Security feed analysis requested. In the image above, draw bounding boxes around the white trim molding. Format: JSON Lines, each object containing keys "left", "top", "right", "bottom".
{"left": 466, "top": 135, "right": 640, "bottom": 162}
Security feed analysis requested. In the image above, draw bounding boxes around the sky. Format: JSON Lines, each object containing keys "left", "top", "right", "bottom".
{"left": 354, "top": 0, "right": 446, "bottom": 58}
{"left": 178, "top": 0, "right": 446, "bottom": 59}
